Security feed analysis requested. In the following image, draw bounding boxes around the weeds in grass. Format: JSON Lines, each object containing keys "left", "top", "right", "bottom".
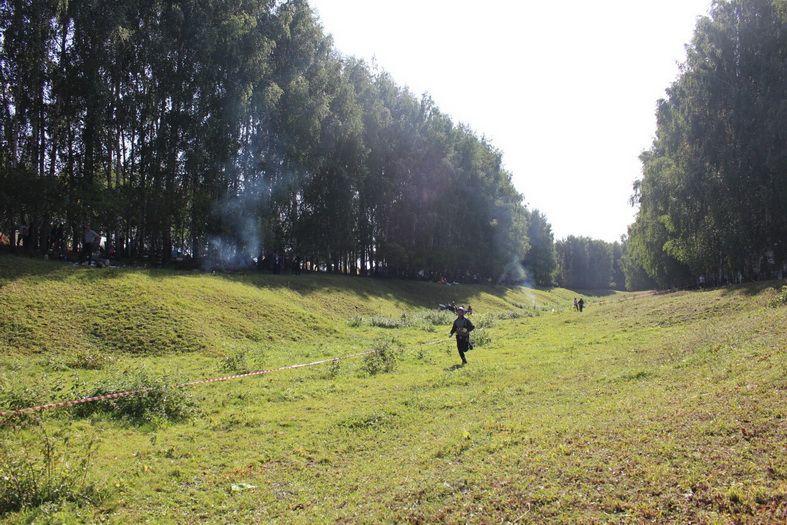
{"left": 419, "top": 310, "right": 453, "bottom": 326}
{"left": 348, "top": 310, "right": 454, "bottom": 331}
{"left": 0, "top": 428, "right": 102, "bottom": 516}
{"left": 41, "top": 355, "right": 70, "bottom": 372}
{"left": 767, "top": 286, "right": 787, "bottom": 308}
{"left": 496, "top": 310, "right": 523, "bottom": 320}
{"left": 221, "top": 350, "right": 250, "bottom": 373}
{"left": 368, "top": 316, "right": 403, "bottom": 329}
{"left": 327, "top": 359, "right": 341, "bottom": 378}
{"left": 0, "top": 375, "right": 66, "bottom": 414}
{"left": 68, "top": 349, "right": 112, "bottom": 370}
{"left": 472, "top": 329, "right": 492, "bottom": 348}
{"left": 72, "top": 369, "right": 196, "bottom": 424}
{"left": 361, "top": 339, "right": 400, "bottom": 375}
{"left": 339, "top": 410, "right": 397, "bottom": 430}
{"left": 474, "top": 315, "right": 496, "bottom": 329}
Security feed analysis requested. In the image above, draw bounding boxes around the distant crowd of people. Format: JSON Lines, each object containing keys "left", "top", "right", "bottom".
{"left": 439, "top": 301, "right": 473, "bottom": 315}
{"left": 3, "top": 221, "right": 112, "bottom": 267}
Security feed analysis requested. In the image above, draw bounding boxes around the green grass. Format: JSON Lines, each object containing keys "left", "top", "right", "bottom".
{"left": 0, "top": 255, "right": 785, "bottom": 523}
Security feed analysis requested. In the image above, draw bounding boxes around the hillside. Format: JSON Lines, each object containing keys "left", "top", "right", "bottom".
{"left": 0, "top": 255, "right": 785, "bottom": 523}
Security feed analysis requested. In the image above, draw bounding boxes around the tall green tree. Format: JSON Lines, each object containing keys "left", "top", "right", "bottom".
{"left": 629, "top": 0, "right": 786, "bottom": 286}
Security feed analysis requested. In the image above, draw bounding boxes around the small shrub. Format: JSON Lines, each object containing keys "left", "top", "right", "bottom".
{"left": 768, "top": 286, "right": 787, "bottom": 308}
{"left": 368, "top": 316, "right": 402, "bottom": 329}
{"left": 0, "top": 429, "right": 102, "bottom": 515}
{"left": 496, "top": 310, "right": 523, "bottom": 320}
{"left": 72, "top": 370, "right": 196, "bottom": 424}
{"left": 221, "top": 350, "right": 249, "bottom": 373}
{"left": 472, "top": 329, "right": 492, "bottom": 348}
{"left": 68, "top": 349, "right": 111, "bottom": 370}
{"left": 0, "top": 376, "right": 64, "bottom": 413}
{"left": 346, "top": 315, "right": 363, "bottom": 327}
{"left": 42, "top": 355, "right": 70, "bottom": 372}
{"left": 474, "top": 315, "right": 496, "bottom": 329}
{"left": 421, "top": 310, "right": 453, "bottom": 326}
{"left": 327, "top": 358, "right": 341, "bottom": 378}
{"left": 361, "top": 339, "right": 400, "bottom": 375}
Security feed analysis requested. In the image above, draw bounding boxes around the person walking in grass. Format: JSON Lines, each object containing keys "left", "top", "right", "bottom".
{"left": 449, "top": 306, "right": 475, "bottom": 365}
{"left": 81, "top": 224, "right": 99, "bottom": 266}
{"left": 578, "top": 297, "right": 585, "bottom": 312}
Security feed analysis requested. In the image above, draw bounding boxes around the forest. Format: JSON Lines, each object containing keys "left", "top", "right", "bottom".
{"left": 0, "top": 0, "right": 529, "bottom": 281}
{"left": 1, "top": 0, "right": 784, "bottom": 290}
{"left": 626, "top": 0, "right": 786, "bottom": 288}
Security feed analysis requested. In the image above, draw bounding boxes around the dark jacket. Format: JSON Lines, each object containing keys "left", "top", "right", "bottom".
{"left": 450, "top": 317, "right": 475, "bottom": 340}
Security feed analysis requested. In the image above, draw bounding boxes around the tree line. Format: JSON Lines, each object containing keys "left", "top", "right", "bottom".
{"left": 0, "top": 0, "right": 527, "bottom": 280}
{"left": 4, "top": 0, "right": 781, "bottom": 290}
{"left": 626, "top": 0, "right": 786, "bottom": 288}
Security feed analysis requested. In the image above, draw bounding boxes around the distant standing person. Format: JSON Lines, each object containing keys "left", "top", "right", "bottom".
{"left": 449, "top": 306, "right": 475, "bottom": 365}
{"left": 18, "top": 223, "right": 29, "bottom": 250}
{"left": 81, "top": 224, "right": 99, "bottom": 265}
{"left": 578, "top": 298, "right": 585, "bottom": 312}
{"left": 573, "top": 297, "right": 578, "bottom": 311}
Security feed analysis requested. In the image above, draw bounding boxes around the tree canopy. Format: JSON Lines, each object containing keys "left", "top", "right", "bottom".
{"left": 0, "top": 0, "right": 528, "bottom": 280}
{"left": 627, "top": 0, "right": 786, "bottom": 287}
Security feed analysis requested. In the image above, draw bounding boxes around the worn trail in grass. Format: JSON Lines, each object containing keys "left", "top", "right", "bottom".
{"left": 0, "top": 256, "right": 785, "bottom": 523}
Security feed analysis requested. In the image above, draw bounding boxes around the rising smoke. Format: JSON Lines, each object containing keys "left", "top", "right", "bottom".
{"left": 205, "top": 180, "right": 270, "bottom": 270}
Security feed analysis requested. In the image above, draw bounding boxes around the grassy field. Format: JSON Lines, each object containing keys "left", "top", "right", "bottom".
{"left": 0, "top": 255, "right": 785, "bottom": 524}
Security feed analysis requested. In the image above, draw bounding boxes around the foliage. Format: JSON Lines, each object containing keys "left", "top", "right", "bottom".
{"left": 71, "top": 369, "right": 196, "bottom": 424}
{"left": 367, "top": 316, "right": 404, "bottom": 329}
{"left": 360, "top": 339, "right": 400, "bottom": 375}
{"left": 0, "top": 0, "right": 529, "bottom": 281}
{"left": 221, "top": 350, "right": 250, "bottom": 374}
{"left": 768, "top": 285, "right": 787, "bottom": 307}
{"left": 628, "top": 0, "right": 787, "bottom": 287}
{"left": 0, "top": 428, "right": 101, "bottom": 515}
{"left": 522, "top": 209, "right": 557, "bottom": 286}
{"left": 68, "top": 349, "right": 112, "bottom": 370}
{"left": 470, "top": 329, "right": 492, "bottom": 348}
{"left": 555, "top": 236, "right": 614, "bottom": 289}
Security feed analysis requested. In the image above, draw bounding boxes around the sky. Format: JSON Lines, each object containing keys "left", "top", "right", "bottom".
{"left": 308, "top": 0, "right": 711, "bottom": 242}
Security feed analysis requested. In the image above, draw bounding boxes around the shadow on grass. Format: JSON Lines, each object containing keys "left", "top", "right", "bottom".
{"left": 0, "top": 253, "right": 613, "bottom": 312}
{"left": 443, "top": 363, "right": 466, "bottom": 372}
{"left": 571, "top": 289, "right": 620, "bottom": 298}
{"left": 718, "top": 280, "right": 784, "bottom": 297}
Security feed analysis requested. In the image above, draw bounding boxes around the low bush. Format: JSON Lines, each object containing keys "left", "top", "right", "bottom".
{"left": 472, "top": 329, "right": 492, "bottom": 348}
{"left": 0, "top": 429, "right": 102, "bottom": 516}
{"left": 361, "top": 339, "right": 400, "bottom": 375}
{"left": 221, "top": 350, "right": 249, "bottom": 373}
{"left": 72, "top": 370, "right": 196, "bottom": 424}
{"left": 495, "top": 310, "right": 523, "bottom": 320}
{"left": 419, "top": 310, "right": 453, "bottom": 326}
{"left": 327, "top": 358, "right": 341, "bottom": 378}
{"left": 68, "top": 349, "right": 112, "bottom": 370}
{"left": 474, "top": 315, "right": 496, "bottom": 329}
{"left": 0, "top": 375, "right": 64, "bottom": 413}
{"left": 367, "top": 316, "right": 403, "bottom": 329}
{"left": 768, "top": 286, "right": 787, "bottom": 308}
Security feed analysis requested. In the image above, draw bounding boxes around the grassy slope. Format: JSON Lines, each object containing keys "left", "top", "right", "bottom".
{"left": 0, "top": 255, "right": 785, "bottom": 524}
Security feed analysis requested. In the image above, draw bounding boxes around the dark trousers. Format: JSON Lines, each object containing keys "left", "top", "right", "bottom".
{"left": 456, "top": 338, "right": 469, "bottom": 363}
{"left": 81, "top": 242, "right": 93, "bottom": 264}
